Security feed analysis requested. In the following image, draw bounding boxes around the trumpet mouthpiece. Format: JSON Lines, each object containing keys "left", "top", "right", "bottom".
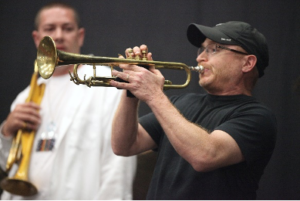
{"left": 189, "top": 65, "right": 204, "bottom": 73}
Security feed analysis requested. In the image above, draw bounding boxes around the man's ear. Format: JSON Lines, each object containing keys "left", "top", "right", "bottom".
{"left": 242, "top": 55, "right": 257, "bottom": 73}
{"left": 78, "top": 28, "right": 85, "bottom": 47}
{"left": 32, "top": 30, "right": 40, "bottom": 48}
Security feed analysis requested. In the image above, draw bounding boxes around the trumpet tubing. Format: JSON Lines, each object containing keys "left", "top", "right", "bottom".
{"left": 0, "top": 131, "right": 37, "bottom": 196}
{"left": 0, "top": 61, "right": 45, "bottom": 196}
{"left": 37, "top": 36, "right": 204, "bottom": 88}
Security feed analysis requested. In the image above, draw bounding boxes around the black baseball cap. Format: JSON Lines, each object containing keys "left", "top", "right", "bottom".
{"left": 187, "top": 21, "right": 269, "bottom": 77}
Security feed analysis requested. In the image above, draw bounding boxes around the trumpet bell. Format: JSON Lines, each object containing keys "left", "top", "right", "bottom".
{"left": 0, "top": 178, "right": 38, "bottom": 196}
{"left": 37, "top": 36, "right": 57, "bottom": 79}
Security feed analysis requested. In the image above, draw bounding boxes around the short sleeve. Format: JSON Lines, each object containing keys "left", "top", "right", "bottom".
{"left": 216, "top": 106, "right": 277, "bottom": 164}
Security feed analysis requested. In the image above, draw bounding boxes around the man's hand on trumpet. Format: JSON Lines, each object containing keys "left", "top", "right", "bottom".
{"left": 2, "top": 102, "right": 41, "bottom": 137}
{"left": 110, "top": 45, "right": 165, "bottom": 104}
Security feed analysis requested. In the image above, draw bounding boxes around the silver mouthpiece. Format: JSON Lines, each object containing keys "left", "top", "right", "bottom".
{"left": 189, "top": 65, "right": 204, "bottom": 73}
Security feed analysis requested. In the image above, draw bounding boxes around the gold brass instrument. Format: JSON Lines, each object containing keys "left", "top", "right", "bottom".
{"left": 0, "top": 61, "right": 46, "bottom": 196}
{"left": 37, "top": 36, "right": 204, "bottom": 87}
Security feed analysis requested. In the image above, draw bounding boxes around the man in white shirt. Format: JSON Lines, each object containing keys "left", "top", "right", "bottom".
{"left": 0, "top": 2, "right": 136, "bottom": 199}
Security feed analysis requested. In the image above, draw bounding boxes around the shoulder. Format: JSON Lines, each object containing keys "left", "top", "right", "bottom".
{"left": 234, "top": 96, "right": 276, "bottom": 122}
{"left": 10, "top": 85, "right": 31, "bottom": 110}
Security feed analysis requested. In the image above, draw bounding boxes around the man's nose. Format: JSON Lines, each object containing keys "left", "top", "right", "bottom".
{"left": 52, "top": 28, "right": 63, "bottom": 42}
{"left": 196, "top": 51, "right": 208, "bottom": 63}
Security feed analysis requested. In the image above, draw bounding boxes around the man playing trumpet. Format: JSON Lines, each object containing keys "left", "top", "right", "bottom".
{"left": 110, "top": 21, "right": 277, "bottom": 199}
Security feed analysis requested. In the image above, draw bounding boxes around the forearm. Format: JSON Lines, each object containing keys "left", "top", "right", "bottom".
{"left": 147, "top": 94, "right": 243, "bottom": 171}
{"left": 111, "top": 91, "right": 140, "bottom": 156}
{"left": 146, "top": 93, "right": 215, "bottom": 170}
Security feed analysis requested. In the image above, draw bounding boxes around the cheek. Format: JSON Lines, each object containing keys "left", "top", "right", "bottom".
{"left": 199, "top": 62, "right": 229, "bottom": 86}
{"left": 199, "top": 71, "right": 214, "bottom": 87}
{"left": 69, "top": 34, "right": 82, "bottom": 46}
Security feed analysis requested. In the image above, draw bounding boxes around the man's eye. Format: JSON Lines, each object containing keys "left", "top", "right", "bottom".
{"left": 207, "top": 47, "right": 215, "bottom": 53}
{"left": 44, "top": 28, "right": 54, "bottom": 32}
{"left": 64, "top": 27, "right": 75, "bottom": 32}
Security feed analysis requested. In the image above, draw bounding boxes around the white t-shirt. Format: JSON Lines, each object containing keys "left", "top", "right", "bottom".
{"left": 0, "top": 65, "right": 136, "bottom": 199}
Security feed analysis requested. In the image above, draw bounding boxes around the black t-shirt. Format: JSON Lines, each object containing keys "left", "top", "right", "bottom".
{"left": 139, "top": 93, "right": 277, "bottom": 200}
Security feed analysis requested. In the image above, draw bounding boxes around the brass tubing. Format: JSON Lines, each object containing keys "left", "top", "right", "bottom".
{"left": 37, "top": 36, "right": 203, "bottom": 88}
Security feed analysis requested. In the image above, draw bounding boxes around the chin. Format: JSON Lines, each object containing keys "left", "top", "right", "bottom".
{"left": 199, "top": 81, "right": 207, "bottom": 88}
{"left": 199, "top": 76, "right": 208, "bottom": 86}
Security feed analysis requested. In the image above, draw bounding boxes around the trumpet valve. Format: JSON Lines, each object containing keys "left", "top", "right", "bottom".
{"left": 142, "top": 50, "right": 147, "bottom": 61}
{"left": 126, "top": 48, "right": 134, "bottom": 59}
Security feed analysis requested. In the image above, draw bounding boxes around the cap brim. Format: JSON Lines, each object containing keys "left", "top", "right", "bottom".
{"left": 187, "top": 23, "right": 237, "bottom": 47}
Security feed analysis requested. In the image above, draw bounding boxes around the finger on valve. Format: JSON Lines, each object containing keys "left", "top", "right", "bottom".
{"left": 126, "top": 48, "right": 134, "bottom": 59}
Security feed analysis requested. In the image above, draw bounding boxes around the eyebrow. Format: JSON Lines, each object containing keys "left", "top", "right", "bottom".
{"left": 201, "top": 42, "right": 216, "bottom": 47}
{"left": 41, "top": 22, "right": 76, "bottom": 28}
{"left": 217, "top": 45, "right": 249, "bottom": 55}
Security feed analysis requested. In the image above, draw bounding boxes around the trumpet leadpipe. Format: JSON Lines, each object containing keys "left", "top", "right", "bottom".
{"left": 189, "top": 65, "right": 204, "bottom": 73}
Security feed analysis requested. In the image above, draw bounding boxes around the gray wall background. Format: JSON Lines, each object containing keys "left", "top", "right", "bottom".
{"left": 0, "top": 0, "right": 300, "bottom": 199}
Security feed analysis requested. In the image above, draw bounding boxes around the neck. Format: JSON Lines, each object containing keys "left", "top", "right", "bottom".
{"left": 205, "top": 83, "right": 252, "bottom": 96}
{"left": 207, "top": 89, "right": 252, "bottom": 96}
{"left": 52, "top": 65, "right": 76, "bottom": 77}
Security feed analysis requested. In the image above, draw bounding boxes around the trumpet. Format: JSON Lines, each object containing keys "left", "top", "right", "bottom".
{"left": 0, "top": 61, "right": 45, "bottom": 196}
{"left": 37, "top": 36, "right": 204, "bottom": 88}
